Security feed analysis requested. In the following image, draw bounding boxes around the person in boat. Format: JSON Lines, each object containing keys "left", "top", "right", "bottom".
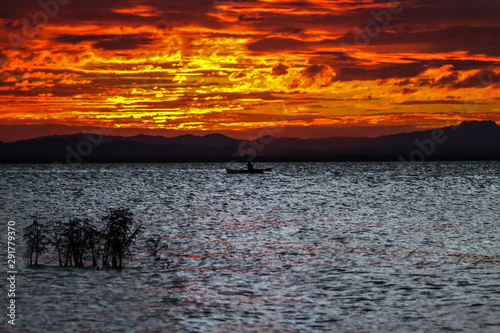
{"left": 247, "top": 162, "right": 254, "bottom": 171}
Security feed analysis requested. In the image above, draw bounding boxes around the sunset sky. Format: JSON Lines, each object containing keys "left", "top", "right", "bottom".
{"left": 1, "top": 0, "right": 500, "bottom": 141}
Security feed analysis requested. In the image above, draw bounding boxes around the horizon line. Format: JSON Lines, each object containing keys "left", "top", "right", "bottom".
{"left": 1, "top": 120, "right": 498, "bottom": 143}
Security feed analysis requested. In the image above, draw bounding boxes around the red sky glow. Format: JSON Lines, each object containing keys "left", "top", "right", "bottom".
{"left": 1, "top": 0, "right": 500, "bottom": 141}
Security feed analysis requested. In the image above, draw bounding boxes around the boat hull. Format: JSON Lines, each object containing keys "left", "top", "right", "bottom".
{"left": 226, "top": 168, "right": 272, "bottom": 174}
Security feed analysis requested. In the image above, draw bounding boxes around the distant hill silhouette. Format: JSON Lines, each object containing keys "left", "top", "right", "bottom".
{"left": 122, "top": 133, "right": 240, "bottom": 147}
{"left": 0, "top": 121, "right": 499, "bottom": 163}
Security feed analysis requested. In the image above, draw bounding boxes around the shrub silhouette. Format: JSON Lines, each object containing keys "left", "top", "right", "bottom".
{"left": 23, "top": 208, "right": 141, "bottom": 269}
{"left": 146, "top": 234, "right": 168, "bottom": 260}
{"left": 48, "top": 218, "right": 100, "bottom": 267}
{"left": 65, "top": 218, "right": 87, "bottom": 267}
{"left": 83, "top": 219, "right": 102, "bottom": 267}
{"left": 49, "top": 219, "right": 66, "bottom": 267}
{"left": 101, "top": 208, "right": 142, "bottom": 268}
{"left": 23, "top": 214, "right": 49, "bottom": 265}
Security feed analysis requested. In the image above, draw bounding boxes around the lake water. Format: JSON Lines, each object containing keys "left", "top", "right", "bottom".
{"left": 1, "top": 162, "right": 499, "bottom": 332}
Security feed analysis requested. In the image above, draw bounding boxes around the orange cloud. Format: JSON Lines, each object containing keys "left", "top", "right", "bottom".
{"left": 0, "top": 0, "right": 499, "bottom": 137}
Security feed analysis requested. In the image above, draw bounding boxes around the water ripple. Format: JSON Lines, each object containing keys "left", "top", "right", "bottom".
{"left": 0, "top": 162, "right": 499, "bottom": 332}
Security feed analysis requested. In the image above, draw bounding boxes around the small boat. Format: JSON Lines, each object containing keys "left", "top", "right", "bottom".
{"left": 226, "top": 168, "right": 272, "bottom": 174}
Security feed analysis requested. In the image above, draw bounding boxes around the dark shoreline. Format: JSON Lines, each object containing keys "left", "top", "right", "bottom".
{"left": 1, "top": 156, "right": 500, "bottom": 164}
{"left": 1, "top": 120, "right": 500, "bottom": 163}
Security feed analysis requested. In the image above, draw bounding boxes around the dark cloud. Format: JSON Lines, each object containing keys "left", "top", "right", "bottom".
{"left": 275, "top": 27, "right": 304, "bottom": 34}
{"left": 434, "top": 72, "right": 460, "bottom": 87}
{"left": 336, "top": 63, "right": 426, "bottom": 81}
{"left": 397, "top": 0, "right": 500, "bottom": 26}
{"left": 272, "top": 63, "right": 288, "bottom": 76}
{"left": 247, "top": 37, "right": 313, "bottom": 52}
{"left": 312, "top": 51, "right": 347, "bottom": 60}
{"left": 239, "top": 14, "right": 265, "bottom": 22}
{"left": 303, "top": 64, "right": 326, "bottom": 77}
{"left": 0, "top": 51, "right": 7, "bottom": 67}
{"left": 408, "top": 59, "right": 499, "bottom": 71}
{"left": 397, "top": 79, "right": 412, "bottom": 86}
{"left": 93, "top": 35, "right": 156, "bottom": 50}
{"left": 400, "top": 88, "right": 417, "bottom": 94}
{"left": 57, "top": 34, "right": 126, "bottom": 44}
{"left": 336, "top": 26, "right": 500, "bottom": 56}
{"left": 57, "top": 33, "right": 156, "bottom": 50}
{"left": 452, "top": 70, "right": 500, "bottom": 88}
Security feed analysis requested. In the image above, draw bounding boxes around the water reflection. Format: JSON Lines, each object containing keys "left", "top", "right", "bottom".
{"left": 0, "top": 162, "right": 499, "bottom": 332}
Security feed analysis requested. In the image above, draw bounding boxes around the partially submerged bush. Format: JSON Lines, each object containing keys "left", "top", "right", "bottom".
{"left": 23, "top": 214, "right": 49, "bottom": 265}
{"left": 146, "top": 234, "right": 168, "bottom": 260}
{"left": 102, "top": 208, "right": 142, "bottom": 268}
{"left": 50, "top": 218, "right": 101, "bottom": 267}
{"left": 23, "top": 208, "right": 142, "bottom": 269}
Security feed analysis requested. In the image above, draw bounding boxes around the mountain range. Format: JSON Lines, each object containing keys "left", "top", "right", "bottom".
{"left": 0, "top": 121, "right": 499, "bottom": 163}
